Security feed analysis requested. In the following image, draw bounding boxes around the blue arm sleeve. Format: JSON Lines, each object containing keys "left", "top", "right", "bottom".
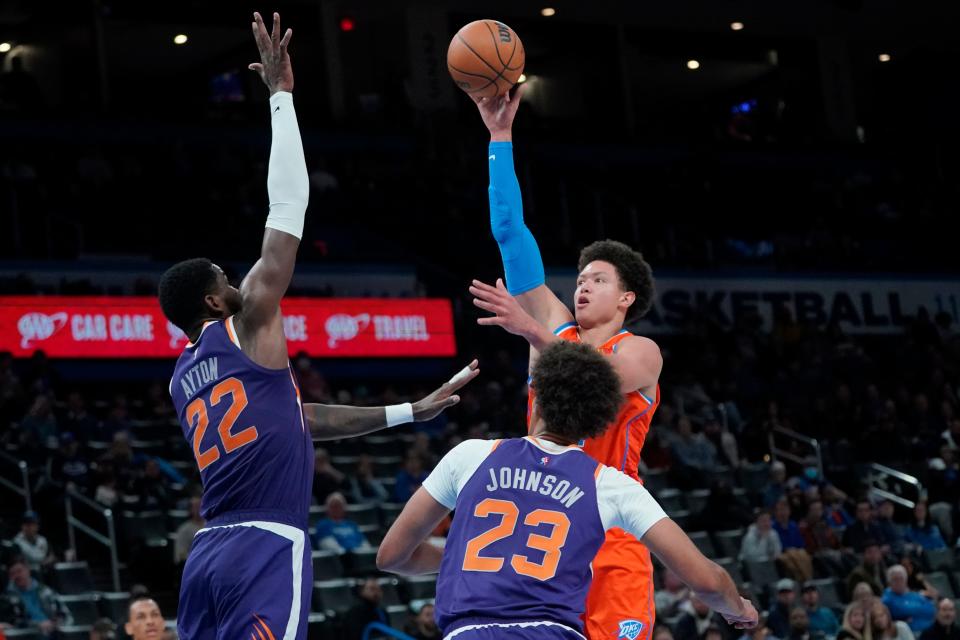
{"left": 488, "top": 141, "right": 545, "bottom": 295}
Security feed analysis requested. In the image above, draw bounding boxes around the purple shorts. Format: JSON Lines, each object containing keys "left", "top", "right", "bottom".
{"left": 444, "top": 621, "right": 585, "bottom": 640}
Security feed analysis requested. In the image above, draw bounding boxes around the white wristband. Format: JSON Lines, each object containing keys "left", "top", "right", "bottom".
{"left": 385, "top": 403, "right": 414, "bottom": 428}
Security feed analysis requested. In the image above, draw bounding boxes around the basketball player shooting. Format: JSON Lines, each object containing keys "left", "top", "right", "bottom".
{"left": 159, "top": 12, "right": 478, "bottom": 640}
{"left": 467, "top": 86, "right": 664, "bottom": 640}
{"left": 377, "top": 341, "right": 757, "bottom": 640}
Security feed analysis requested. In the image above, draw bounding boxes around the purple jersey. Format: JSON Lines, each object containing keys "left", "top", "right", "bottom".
{"left": 435, "top": 438, "right": 606, "bottom": 636}
{"left": 169, "top": 317, "right": 313, "bottom": 528}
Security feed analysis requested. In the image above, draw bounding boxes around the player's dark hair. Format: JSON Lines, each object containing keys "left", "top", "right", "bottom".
{"left": 158, "top": 258, "right": 218, "bottom": 334}
{"left": 127, "top": 594, "right": 157, "bottom": 619}
{"left": 578, "top": 239, "right": 655, "bottom": 322}
{"left": 531, "top": 342, "right": 622, "bottom": 442}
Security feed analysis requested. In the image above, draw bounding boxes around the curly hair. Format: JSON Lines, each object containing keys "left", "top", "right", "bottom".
{"left": 578, "top": 239, "right": 655, "bottom": 322}
{"left": 531, "top": 341, "right": 623, "bottom": 443}
{"left": 158, "top": 258, "right": 218, "bottom": 334}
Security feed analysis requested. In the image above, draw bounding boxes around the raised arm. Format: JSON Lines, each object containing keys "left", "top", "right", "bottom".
{"left": 304, "top": 360, "right": 479, "bottom": 440}
{"left": 376, "top": 487, "right": 449, "bottom": 575}
{"left": 473, "top": 88, "right": 572, "bottom": 331}
{"left": 235, "top": 12, "right": 309, "bottom": 369}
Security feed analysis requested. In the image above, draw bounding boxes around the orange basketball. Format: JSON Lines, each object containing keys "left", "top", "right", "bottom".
{"left": 447, "top": 20, "right": 525, "bottom": 99}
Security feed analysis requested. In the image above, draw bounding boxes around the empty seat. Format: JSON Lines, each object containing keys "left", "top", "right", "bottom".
{"left": 743, "top": 560, "right": 779, "bottom": 590}
{"left": 657, "top": 489, "right": 685, "bottom": 513}
{"left": 714, "top": 529, "right": 746, "bottom": 559}
{"left": 705, "top": 466, "right": 735, "bottom": 487}
{"left": 926, "top": 571, "right": 955, "bottom": 599}
{"left": 60, "top": 594, "right": 100, "bottom": 625}
{"left": 4, "top": 629, "right": 42, "bottom": 639}
{"left": 345, "top": 548, "right": 379, "bottom": 576}
{"left": 306, "top": 612, "right": 329, "bottom": 639}
{"left": 52, "top": 562, "right": 96, "bottom": 595}
{"left": 404, "top": 575, "right": 437, "bottom": 600}
{"left": 688, "top": 531, "right": 716, "bottom": 558}
{"left": 312, "top": 551, "right": 344, "bottom": 580}
{"left": 123, "top": 511, "right": 169, "bottom": 545}
{"left": 345, "top": 504, "right": 380, "bottom": 527}
{"left": 313, "top": 579, "right": 356, "bottom": 616}
{"left": 331, "top": 456, "right": 359, "bottom": 474}
{"left": 686, "top": 489, "right": 711, "bottom": 514}
{"left": 99, "top": 591, "right": 131, "bottom": 624}
{"left": 925, "top": 548, "right": 955, "bottom": 572}
{"left": 668, "top": 509, "right": 692, "bottom": 529}
{"left": 364, "top": 436, "right": 405, "bottom": 457}
{"left": 309, "top": 505, "right": 327, "bottom": 527}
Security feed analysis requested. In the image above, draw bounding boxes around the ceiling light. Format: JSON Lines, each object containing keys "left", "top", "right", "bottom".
{"left": 878, "top": 53, "right": 891, "bottom": 62}
{"left": 730, "top": 22, "right": 744, "bottom": 31}
{"left": 541, "top": 7, "right": 556, "bottom": 17}
{"left": 0, "top": 43, "right": 11, "bottom": 53}
{"left": 173, "top": 34, "right": 188, "bottom": 45}
{"left": 686, "top": 59, "right": 700, "bottom": 70}
{"left": 518, "top": 74, "right": 527, "bottom": 83}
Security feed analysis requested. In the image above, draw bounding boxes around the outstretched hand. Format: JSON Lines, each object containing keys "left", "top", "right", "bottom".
{"left": 412, "top": 360, "right": 480, "bottom": 422}
{"left": 473, "top": 84, "right": 525, "bottom": 141}
{"left": 248, "top": 11, "right": 294, "bottom": 94}
{"left": 470, "top": 278, "right": 538, "bottom": 338}
{"left": 721, "top": 598, "right": 759, "bottom": 630}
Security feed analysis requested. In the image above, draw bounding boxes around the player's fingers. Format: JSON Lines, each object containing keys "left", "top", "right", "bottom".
{"left": 441, "top": 395, "right": 461, "bottom": 408}
{"left": 477, "top": 317, "right": 503, "bottom": 326}
{"left": 271, "top": 12, "right": 281, "bottom": 45}
{"left": 470, "top": 279, "right": 499, "bottom": 293}
{"left": 471, "top": 298, "right": 499, "bottom": 313}
{"left": 280, "top": 27, "right": 292, "bottom": 50}
{"left": 447, "top": 367, "right": 480, "bottom": 391}
{"left": 248, "top": 63, "right": 263, "bottom": 72}
{"left": 514, "top": 82, "right": 527, "bottom": 102}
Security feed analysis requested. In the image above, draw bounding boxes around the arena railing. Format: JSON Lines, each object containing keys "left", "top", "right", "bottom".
{"left": 767, "top": 426, "right": 824, "bottom": 479}
{"left": 0, "top": 450, "right": 32, "bottom": 511}
{"left": 866, "top": 463, "right": 922, "bottom": 509}
{"left": 65, "top": 488, "right": 121, "bottom": 591}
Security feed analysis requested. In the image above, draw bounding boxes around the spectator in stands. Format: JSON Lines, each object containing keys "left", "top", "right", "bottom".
{"left": 12, "top": 511, "right": 55, "bottom": 573}
{"left": 90, "top": 617, "right": 118, "bottom": 640}
{"left": 788, "top": 607, "right": 817, "bottom": 640}
{"left": 900, "top": 557, "right": 939, "bottom": 602}
{"left": 174, "top": 496, "right": 205, "bottom": 565}
{"left": 740, "top": 510, "right": 783, "bottom": 562}
{"left": 802, "top": 582, "right": 839, "bottom": 638}
{"left": 847, "top": 541, "right": 887, "bottom": 596}
{"left": 844, "top": 501, "right": 887, "bottom": 553}
{"left": 768, "top": 579, "right": 799, "bottom": 639}
{"left": 823, "top": 487, "right": 854, "bottom": 530}
{"left": 674, "top": 597, "right": 731, "bottom": 640}
{"left": 903, "top": 502, "right": 946, "bottom": 551}
{"left": 61, "top": 392, "right": 97, "bottom": 443}
{"left": 773, "top": 498, "right": 814, "bottom": 582}
{"left": 348, "top": 454, "right": 389, "bottom": 505}
{"left": 882, "top": 565, "right": 935, "bottom": 633}
{"left": 393, "top": 454, "right": 428, "bottom": 503}
{"left": 871, "top": 600, "right": 915, "bottom": 640}
{"left": 342, "top": 577, "right": 387, "bottom": 639}
{"left": 764, "top": 461, "right": 789, "bottom": 508}
{"left": 800, "top": 499, "right": 842, "bottom": 553}
{"left": 670, "top": 415, "right": 719, "bottom": 488}
{"left": 313, "top": 492, "right": 370, "bottom": 554}
{"left": 926, "top": 446, "right": 960, "bottom": 511}
{"left": 837, "top": 602, "right": 872, "bottom": 640}
{"left": 94, "top": 469, "right": 120, "bottom": 507}
{"left": 876, "top": 501, "right": 906, "bottom": 556}
{"left": 19, "top": 395, "right": 58, "bottom": 456}
{"left": 403, "top": 602, "right": 440, "bottom": 640}
{"left": 655, "top": 569, "right": 692, "bottom": 619}
{"left": 49, "top": 432, "right": 90, "bottom": 491}
{"left": 312, "top": 448, "right": 346, "bottom": 504}
{"left": 3, "top": 556, "right": 72, "bottom": 636}
{"left": 132, "top": 458, "right": 174, "bottom": 510}
{"left": 852, "top": 582, "right": 878, "bottom": 609}
{"left": 125, "top": 595, "right": 164, "bottom": 640}
{"left": 919, "top": 599, "right": 958, "bottom": 640}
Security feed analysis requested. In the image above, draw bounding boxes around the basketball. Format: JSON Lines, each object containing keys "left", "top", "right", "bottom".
{"left": 447, "top": 19, "right": 525, "bottom": 99}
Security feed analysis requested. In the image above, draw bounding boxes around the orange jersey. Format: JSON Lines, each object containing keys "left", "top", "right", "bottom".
{"left": 527, "top": 323, "right": 660, "bottom": 480}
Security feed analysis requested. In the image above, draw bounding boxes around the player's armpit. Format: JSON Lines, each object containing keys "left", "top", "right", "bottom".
{"left": 608, "top": 334, "right": 662, "bottom": 394}
{"left": 377, "top": 488, "right": 449, "bottom": 575}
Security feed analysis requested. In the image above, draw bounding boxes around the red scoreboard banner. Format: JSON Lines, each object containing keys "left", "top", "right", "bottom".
{"left": 0, "top": 296, "right": 456, "bottom": 358}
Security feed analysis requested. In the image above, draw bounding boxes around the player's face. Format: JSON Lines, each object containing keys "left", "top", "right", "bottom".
{"left": 126, "top": 599, "right": 164, "bottom": 640}
{"left": 573, "top": 261, "right": 634, "bottom": 328}
{"left": 210, "top": 264, "right": 243, "bottom": 316}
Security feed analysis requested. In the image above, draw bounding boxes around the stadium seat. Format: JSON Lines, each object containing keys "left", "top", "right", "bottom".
{"left": 743, "top": 559, "right": 780, "bottom": 590}
{"left": 705, "top": 466, "right": 736, "bottom": 487}
{"left": 60, "top": 594, "right": 101, "bottom": 625}
{"left": 642, "top": 469, "right": 668, "bottom": 495}
{"left": 656, "top": 489, "right": 684, "bottom": 513}
{"left": 345, "top": 547, "right": 379, "bottom": 576}
{"left": 404, "top": 575, "right": 437, "bottom": 600}
{"left": 165, "top": 509, "right": 189, "bottom": 529}
{"left": 123, "top": 511, "right": 169, "bottom": 546}
{"left": 372, "top": 456, "right": 403, "bottom": 477}
{"left": 364, "top": 436, "right": 405, "bottom": 457}
{"left": 345, "top": 503, "right": 380, "bottom": 527}
{"left": 378, "top": 577, "right": 403, "bottom": 606}
{"left": 57, "top": 626, "right": 93, "bottom": 640}
{"left": 312, "top": 551, "right": 344, "bottom": 580}
{"left": 52, "top": 562, "right": 96, "bottom": 595}
{"left": 313, "top": 579, "right": 356, "bottom": 616}
{"left": 331, "top": 456, "right": 359, "bottom": 474}
{"left": 740, "top": 463, "right": 769, "bottom": 497}
{"left": 3, "top": 628, "right": 42, "bottom": 639}
{"left": 306, "top": 612, "right": 329, "bottom": 640}
{"left": 98, "top": 591, "right": 131, "bottom": 624}
{"left": 714, "top": 529, "right": 746, "bottom": 559}
{"left": 925, "top": 548, "right": 955, "bottom": 572}
{"left": 716, "top": 557, "right": 744, "bottom": 585}
{"left": 386, "top": 604, "right": 409, "bottom": 629}
{"left": 926, "top": 571, "right": 955, "bottom": 599}
{"left": 130, "top": 439, "right": 166, "bottom": 455}
{"left": 686, "top": 489, "right": 711, "bottom": 515}
{"left": 808, "top": 578, "right": 842, "bottom": 610}
{"left": 688, "top": 531, "right": 716, "bottom": 558}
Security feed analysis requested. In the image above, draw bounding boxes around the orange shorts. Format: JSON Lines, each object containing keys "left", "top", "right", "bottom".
{"left": 584, "top": 528, "right": 655, "bottom": 640}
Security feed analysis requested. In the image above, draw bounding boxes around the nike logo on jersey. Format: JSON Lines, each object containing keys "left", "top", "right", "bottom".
{"left": 274, "top": 106, "right": 280, "bottom": 112}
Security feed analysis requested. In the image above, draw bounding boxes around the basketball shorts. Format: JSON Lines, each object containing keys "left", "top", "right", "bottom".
{"left": 444, "top": 621, "right": 586, "bottom": 640}
{"left": 177, "top": 516, "right": 312, "bottom": 640}
{"left": 584, "top": 528, "right": 655, "bottom": 640}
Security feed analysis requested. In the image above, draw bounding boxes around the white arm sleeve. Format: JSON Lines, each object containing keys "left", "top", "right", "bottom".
{"left": 596, "top": 466, "right": 668, "bottom": 539}
{"left": 421, "top": 439, "right": 497, "bottom": 510}
{"left": 265, "top": 91, "right": 309, "bottom": 239}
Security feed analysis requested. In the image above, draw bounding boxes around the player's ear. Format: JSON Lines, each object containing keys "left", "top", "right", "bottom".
{"left": 204, "top": 293, "right": 227, "bottom": 316}
{"left": 620, "top": 290, "right": 636, "bottom": 309}
{"left": 125, "top": 621, "right": 134, "bottom": 636}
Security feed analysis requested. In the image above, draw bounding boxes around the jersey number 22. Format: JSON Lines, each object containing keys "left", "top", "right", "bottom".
{"left": 186, "top": 377, "right": 259, "bottom": 471}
